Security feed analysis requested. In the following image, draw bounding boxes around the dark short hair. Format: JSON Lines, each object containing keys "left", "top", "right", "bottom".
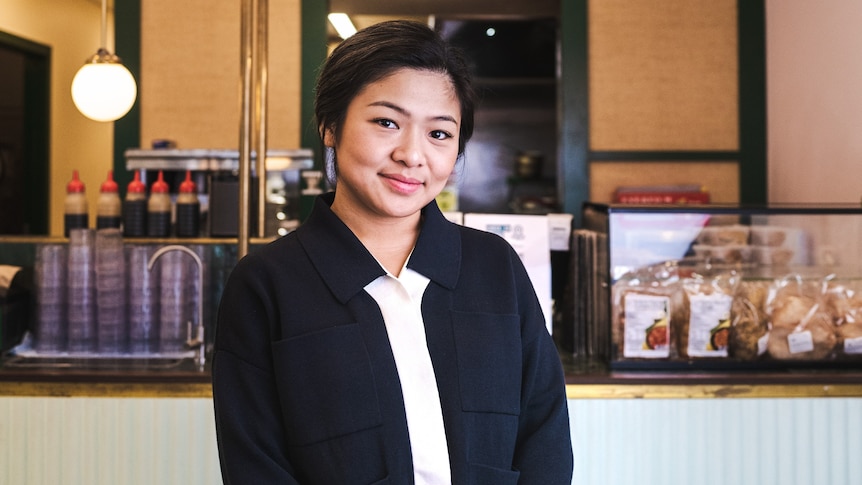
{"left": 314, "top": 20, "right": 476, "bottom": 156}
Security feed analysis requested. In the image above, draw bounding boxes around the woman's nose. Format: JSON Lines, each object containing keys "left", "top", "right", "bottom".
{"left": 392, "top": 131, "right": 424, "bottom": 167}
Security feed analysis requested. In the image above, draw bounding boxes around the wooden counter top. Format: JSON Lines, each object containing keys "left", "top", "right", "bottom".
{"left": 558, "top": 352, "right": 862, "bottom": 398}
{"left": 2, "top": 362, "right": 861, "bottom": 399}
{"left": 565, "top": 370, "right": 862, "bottom": 399}
{"left": 0, "top": 358, "right": 212, "bottom": 397}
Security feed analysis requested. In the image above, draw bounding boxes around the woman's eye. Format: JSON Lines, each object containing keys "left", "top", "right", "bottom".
{"left": 430, "top": 130, "right": 453, "bottom": 141}
{"left": 375, "top": 118, "right": 397, "bottom": 129}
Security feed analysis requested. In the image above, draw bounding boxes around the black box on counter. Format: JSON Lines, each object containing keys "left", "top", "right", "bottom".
{"left": 0, "top": 265, "right": 32, "bottom": 352}
{"left": 209, "top": 177, "right": 260, "bottom": 237}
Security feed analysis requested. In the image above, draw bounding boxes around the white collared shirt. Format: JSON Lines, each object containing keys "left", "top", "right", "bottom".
{"left": 364, "top": 265, "right": 452, "bottom": 485}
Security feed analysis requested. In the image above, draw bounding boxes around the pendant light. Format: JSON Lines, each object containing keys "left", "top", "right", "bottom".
{"left": 71, "top": 0, "right": 137, "bottom": 122}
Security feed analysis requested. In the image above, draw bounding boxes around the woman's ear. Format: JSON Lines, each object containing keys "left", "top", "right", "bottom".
{"left": 321, "top": 125, "right": 336, "bottom": 148}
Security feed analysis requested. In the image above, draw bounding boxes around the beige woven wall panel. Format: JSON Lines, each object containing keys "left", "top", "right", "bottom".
{"left": 589, "top": 0, "right": 738, "bottom": 151}
{"left": 141, "top": 0, "right": 301, "bottom": 150}
{"left": 589, "top": 161, "right": 739, "bottom": 203}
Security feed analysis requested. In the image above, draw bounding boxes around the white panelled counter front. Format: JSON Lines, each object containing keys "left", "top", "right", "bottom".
{"left": 2, "top": 366, "right": 862, "bottom": 485}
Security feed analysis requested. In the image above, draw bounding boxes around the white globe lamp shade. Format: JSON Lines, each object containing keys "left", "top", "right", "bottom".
{"left": 71, "top": 49, "right": 137, "bottom": 122}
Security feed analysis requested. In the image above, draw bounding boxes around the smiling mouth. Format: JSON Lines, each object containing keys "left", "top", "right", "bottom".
{"left": 381, "top": 173, "right": 422, "bottom": 186}
{"left": 380, "top": 173, "right": 423, "bottom": 194}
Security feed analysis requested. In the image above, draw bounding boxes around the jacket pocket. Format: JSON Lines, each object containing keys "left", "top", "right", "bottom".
{"left": 468, "top": 462, "right": 520, "bottom": 485}
{"left": 271, "top": 323, "right": 382, "bottom": 445}
{"left": 451, "top": 311, "right": 521, "bottom": 415}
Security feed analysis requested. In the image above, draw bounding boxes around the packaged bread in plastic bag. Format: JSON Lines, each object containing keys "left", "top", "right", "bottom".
{"left": 679, "top": 269, "right": 740, "bottom": 359}
{"left": 728, "top": 280, "right": 770, "bottom": 360}
{"left": 765, "top": 274, "right": 838, "bottom": 360}
{"left": 613, "top": 261, "right": 684, "bottom": 360}
{"left": 819, "top": 276, "right": 862, "bottom": 359}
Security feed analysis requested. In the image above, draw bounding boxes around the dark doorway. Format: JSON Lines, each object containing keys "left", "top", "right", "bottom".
{"left": 0, "top": 31, "right": 50, "bottom": 235}
{"left": 437, "top": 18, "right": 559, "bottom": 214}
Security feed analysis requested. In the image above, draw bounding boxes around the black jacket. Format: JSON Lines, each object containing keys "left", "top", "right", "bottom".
{"left": 212, "top": 192, "right": 573, "bottom": 484}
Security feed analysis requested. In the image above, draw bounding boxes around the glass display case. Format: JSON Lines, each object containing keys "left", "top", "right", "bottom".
{"left": 568, "top": 203, "right": 862, "bottom": 370}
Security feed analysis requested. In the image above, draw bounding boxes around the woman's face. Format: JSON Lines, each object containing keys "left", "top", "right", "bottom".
{"left": 325, "top": 68, "right": 461, "bottom": 224}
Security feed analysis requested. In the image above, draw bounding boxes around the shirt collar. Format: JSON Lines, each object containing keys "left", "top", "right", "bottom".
{"left": 296, "top": 192, "right": 461, "bottom": 304}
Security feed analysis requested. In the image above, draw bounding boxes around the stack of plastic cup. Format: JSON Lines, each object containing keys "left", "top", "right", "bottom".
{"left": 34, "top": 244, "right": 67, "bottom": 353}
{"left": 67, "top": 228, "right": 96, "bottom": 353}
{"left": 158, "top": 249, "right": 190, "bottom": 353}
{"left": 186, "top": 245, "right": 205, "bottom": 341}
{"left": 127, "top": 245, "right": 160, "bottom": 354}
{"left": 95, "top": 229, "right": 127, "bottom": 354}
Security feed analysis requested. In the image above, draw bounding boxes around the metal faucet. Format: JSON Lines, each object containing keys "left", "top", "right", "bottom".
{"left": 147, "top": 245, "right": 206, "bottom": 371}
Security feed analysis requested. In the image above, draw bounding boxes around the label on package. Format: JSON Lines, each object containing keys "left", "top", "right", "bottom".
{"left": 844, "top": 336, "right": 862, "bottom": 354}
{"left": 623, "top": 293, "right": 671, "bottom": 358}
{"left": 787, "top": 330, "right": 815, "bottom": 354}
{"left": 687, "top": 293, "right": 732, "bottom": 357}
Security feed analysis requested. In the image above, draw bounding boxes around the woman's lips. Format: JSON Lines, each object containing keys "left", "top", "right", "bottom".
{"left": 381, "top": 173, "right": 423, "bottom": 194}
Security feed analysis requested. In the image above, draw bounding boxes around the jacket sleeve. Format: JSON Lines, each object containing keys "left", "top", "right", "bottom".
{"left": 509, "top": 248, "right": 574, "bottom": 484}
{"left": 211, "top": 253, "right": 301, "bottom": 484}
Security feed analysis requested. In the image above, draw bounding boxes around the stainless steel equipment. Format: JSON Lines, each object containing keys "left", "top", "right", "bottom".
{"left": 125, "top": 148, "right": 313, "bottom": 238}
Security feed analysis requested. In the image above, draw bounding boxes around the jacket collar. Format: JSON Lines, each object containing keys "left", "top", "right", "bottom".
{"left": 297, "top": 192, "right": 461, "bottom": 304}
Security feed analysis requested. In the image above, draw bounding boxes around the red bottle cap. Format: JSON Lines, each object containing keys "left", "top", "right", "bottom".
{"left": 100, "top": 170, "right": 119, "bottom": 193}
{"left": 179, "top": 170, "right": 197, "bottom": 193}
{"left": 151, "top": 171, "right": 169, "bottom": 194}
{"left": 127, "top": 170, "right": 146, "bottom": 194}
{"left": 67, "top": 170, "right": 85, "bottom": 193}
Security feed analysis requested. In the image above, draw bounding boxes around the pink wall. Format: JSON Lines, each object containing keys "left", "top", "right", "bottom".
{"left": 767, "top": 0, "right": 862, "bottom": 203}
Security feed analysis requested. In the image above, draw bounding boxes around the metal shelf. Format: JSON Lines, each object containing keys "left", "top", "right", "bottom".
{"left": 125, "top": 148, "right": 314, "bottom": 173}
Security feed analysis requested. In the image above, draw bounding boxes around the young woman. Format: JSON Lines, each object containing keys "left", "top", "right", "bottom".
{"left": 212, "top": 20, "right": 573, "bottom": 484}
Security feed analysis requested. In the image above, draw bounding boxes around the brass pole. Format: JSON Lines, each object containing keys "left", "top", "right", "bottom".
{"left": 255, "top": 0, "right": 269, "bottom": 239}
{"left": 238, "top": 0, "right": 255, "bottom": 258}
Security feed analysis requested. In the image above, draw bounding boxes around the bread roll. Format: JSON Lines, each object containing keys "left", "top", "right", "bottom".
{"left": 767, "top": 312, "right": 837, "bottom": 360}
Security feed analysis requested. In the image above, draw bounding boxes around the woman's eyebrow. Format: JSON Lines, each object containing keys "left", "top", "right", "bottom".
{"left": 368, "top": 100, "right": 458, "bottom": 125}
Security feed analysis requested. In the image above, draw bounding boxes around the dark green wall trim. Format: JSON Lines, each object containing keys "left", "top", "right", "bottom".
{"left": 558, "top": 0, "right": 589, "bottom": 224}
{"left": 590, "top": 151, "right": 740, "bottom": 161}
{"left": 0, "top": 31, "right": 50, "bottom": 56}
{"left": 1, "top": 31, "right": 50, "bottom": 234}
{"left": 114, "top": 0, "right": 141, "bottom": 196}
{"left": 301, "top": 0, "right": 328, "bottom": 170}
{"left": 559, "top": 0, "right": 767, "bottom": 222}
{"left": 738, "top": 0, "right": 767, "bottom": 204}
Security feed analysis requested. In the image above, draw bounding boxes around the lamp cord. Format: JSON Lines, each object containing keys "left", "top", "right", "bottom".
{"left": 100, "top": 0, "right": 107, "bottom": 50}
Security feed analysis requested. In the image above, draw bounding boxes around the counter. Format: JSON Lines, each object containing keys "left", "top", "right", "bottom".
{"left": 3, "top": 235, "right": 862, "bottom": 485}
{"left": 3, "top": 357, "right": 862, "bottom": 399}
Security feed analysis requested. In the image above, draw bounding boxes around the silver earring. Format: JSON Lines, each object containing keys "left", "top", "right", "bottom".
{"left": 450, "top": 153, "right": 466, "bottom": 180}
{"left": 324, "top": 146, "right": 337, "bottom": 187}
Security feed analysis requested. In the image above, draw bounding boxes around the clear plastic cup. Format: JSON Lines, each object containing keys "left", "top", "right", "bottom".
{"left": 66, "top": 313, "right": 96, "bottom": 353}
{"left": 34, "top": 245, "right": 68, "bottom": 354}
{"left": 158, "top": 250, "right": 191, "bottom": 353}
{"left": 127, "top": 245, "right": 160, "bottom": 354}
{"left": 34, "top": 302, "right": 66, "bottom": 353}
{"left": 97, "top": 303, "right": 128, "bottom": 354}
